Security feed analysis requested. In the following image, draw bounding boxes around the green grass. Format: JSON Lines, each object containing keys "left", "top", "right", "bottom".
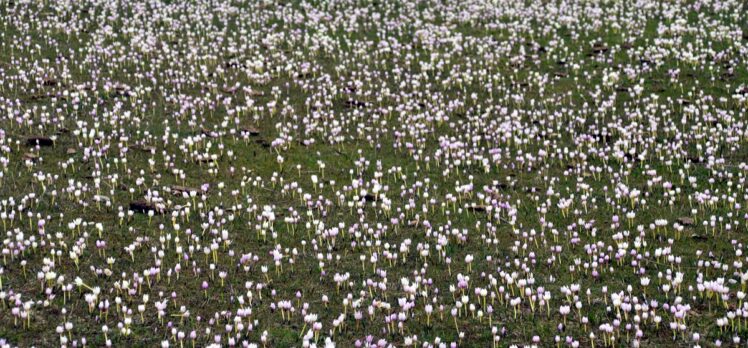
{"left": 0, "top": 0, "right": 747, "bottom": 347}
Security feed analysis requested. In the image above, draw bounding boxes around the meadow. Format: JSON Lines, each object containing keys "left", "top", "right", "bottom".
{"left": 0, "top": 0, "right": 747, "bottom": 346}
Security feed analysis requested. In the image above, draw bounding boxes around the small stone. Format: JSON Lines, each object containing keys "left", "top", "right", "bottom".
{"left": 591, "top": 44, "right": 608, "bottom": 54}
{"left": 93, "top": 195, "right": 111, "bottom": 204}
{"left": 201, "top": 128, "right": 219, "bottom": 138}
{"left": 241, "top": 127, "right": 260, "bottom": 136}
{"left": 26, "top": 136, "right": 54, "bottom": 147}
{"left": 42, "top": 78, "right": 58, "bottom": 87}
{"left": 129, "top": 200, "right": 164, "bottom": 214}
{"left": 171, "top": 185, "right": 203, "bottom": 196}
{"left": 343, "top": 99, "right": 367, "bottom": 109}
{"left": 130, "top": 144, "right": 156, "bottom": 153}
{"left": 677, "top": 217, "right": 694, "bottom": 226}
{"left": 493, "top": 182, "right": 509, "bottom": 191}
{"left": 255, "top": 139, "right": 271, "bottom": 148}
{"left": 466, "top": 204, "right": 486, "bottom": 212}
{"left": 221, "top": 85, "right": 239, "bottom": 94}
{"left": 691, "top": 234, "right": 708, "bottom": 241}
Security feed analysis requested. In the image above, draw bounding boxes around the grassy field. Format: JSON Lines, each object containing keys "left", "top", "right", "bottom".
{"left": 0, "top": 0, "right": 747, "bottom": 346}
